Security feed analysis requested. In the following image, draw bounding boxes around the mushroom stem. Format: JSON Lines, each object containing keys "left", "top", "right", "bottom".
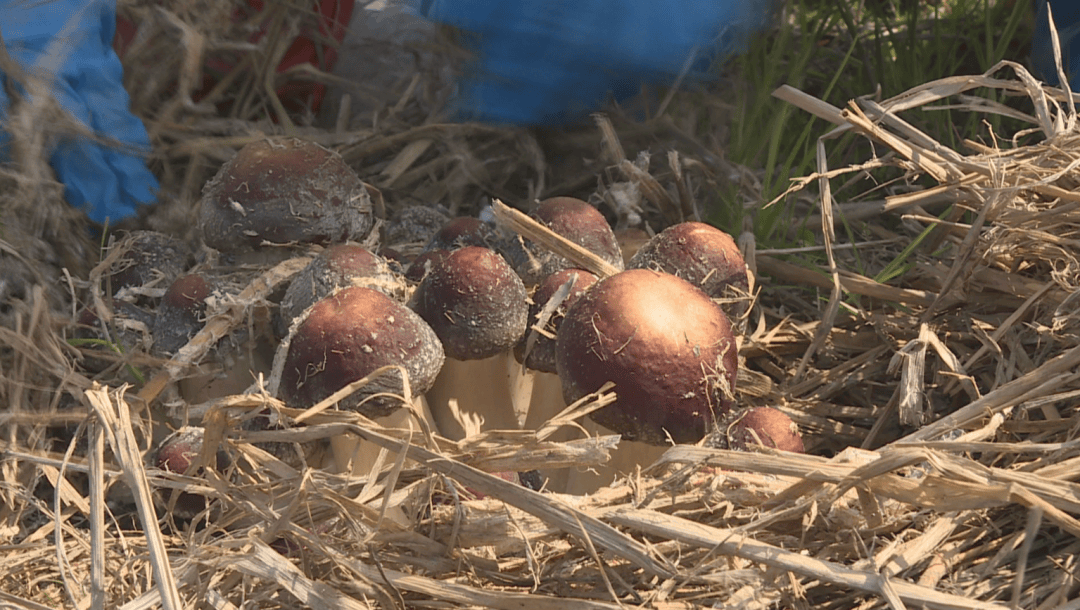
{"left": 330, "top": 394, "right": 437, "bottom": 475}
{"left": 426, "top": 355, "right": 523, "bottom": 440}
{"left": 521, "top": 370, "right": 572, "bottom": 491}
{"left": 563, "top": 419, "right": 669, "bottom": 496}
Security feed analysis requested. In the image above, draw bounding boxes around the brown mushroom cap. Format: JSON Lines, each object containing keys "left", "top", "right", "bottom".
{"left": 515, "top": 268, "right": 599, "bottom": 373}
{"left": 729, "top": 407, "right": 804, "bottom": 453}
{"left": 276, "top": 244, "right": 406, "bottom": 338}
{"left": 423, "top": 217, "right": 497, "bottom": 252}
{"left": 278, "top": 286, "right": 444, "bottom": 417}
{"left": 152, "top": 273, "right": 214, "bottom": 356}
{"left": 153, "top": 426, "right": 230, "bottom": 520}
{"left": 198, "top": 138, "right": 374, "bottom": 253}
{"left": 411, "top": 246, "right": 528, "bottom": 361}
{"left": 404, "top": 248, "right": 451, "bottom": 282}
{"left": 503, "top": 197, "right": 624, "bottom": 286}
{"left": 628, "top": 222, "right": 749, "bottom": 317}
{"left": 556, "top": 269, "right": 738, "bottom": 445}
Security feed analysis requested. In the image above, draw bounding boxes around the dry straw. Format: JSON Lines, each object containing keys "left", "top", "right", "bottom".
{"left": 4, "top": 1, "right": 1080, "bottom": 608}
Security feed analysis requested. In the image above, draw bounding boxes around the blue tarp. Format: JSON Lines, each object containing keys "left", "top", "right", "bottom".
{"left": 0, "top": 0, "right": 158, "bottom": 225}
{"left": 415, "top": 0, "right": 775, "bottom": 125}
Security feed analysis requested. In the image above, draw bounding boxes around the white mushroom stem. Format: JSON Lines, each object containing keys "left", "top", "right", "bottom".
{"left": 521, "top": 371, "right": 572, "bottom": 492}
{"left": 425, "top": 354, "right": 524, "bottom": 440}
{"left": 563, "top": 419, "right": 669, "bottom": 496}
{"left": 330, "top": 394, "right": 437, "bottom": 476}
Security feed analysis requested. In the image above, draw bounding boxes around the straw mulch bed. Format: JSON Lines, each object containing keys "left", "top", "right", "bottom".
{"left": 2, "top": 2, "right": 1080, "bottom": 609}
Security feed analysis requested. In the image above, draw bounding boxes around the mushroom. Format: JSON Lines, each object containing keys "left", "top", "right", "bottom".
{"left": 106, "top": 230, "right": 193, "bottom": 300}
{"left": 727, "top": 406, "right": 804, "bottom": 453}
{"left": 557, "top": 269, "right": 738, "bottom": 443}
{"left": 628, "top": 221, "right": 750, "bottom": 319}
{"left": 275, "top": 244, "right": 407, "bottom": 339}
{"left": 276, "top": 286, "right": 444, "bottom": 473}
{"left": 152, "top": 426, "right": 230, "bottom": 521}
{"left": 501, "top": 197, "right": 624, "bottom": 287}
{"left": 411, "top": 246, "right": 529, "bottom": 439}
{"left": 516, "top": 268, "right": 598, "bottom": 492}
{"left": 198, "top": 138, "right": 376, "bottom": 264}
{"left": 555, "top": 269, "right": 738, "bottom": 490}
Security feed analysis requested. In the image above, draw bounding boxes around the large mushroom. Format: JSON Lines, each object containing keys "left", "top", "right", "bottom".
{"left": 276, "top": 285, "right": 444, "bottom": 473}
{"left": 198, "top": 138, "right": 376, "bottom": 263}
{"left": 411, "top": 246, "right": 529, "bottom": 439}
{"left": 557, "top": 269, "right": 738, "bottom": 443}
{"left": 555, "top": 269, "right": 738, "bottom": 490}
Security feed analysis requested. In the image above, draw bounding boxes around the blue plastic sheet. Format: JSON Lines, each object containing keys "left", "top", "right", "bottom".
{"left": 0, "top": 0, "right": 158, "bottom": 225}
{"left": 415, "top": 0, "right": 774, "bottom": 125}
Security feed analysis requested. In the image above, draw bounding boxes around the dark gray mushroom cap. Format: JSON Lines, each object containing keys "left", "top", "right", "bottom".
{"left": 278, "top": 286, "right": 445, "bottom": 418}
{"left": 555, "top": 269, "right": 738, "bottom": 446}
{"left": 152, "top": 273, "right": 214, "bottom": 356}
{"left": 198, "top": 138, "right": 374, "bottom": 253}
{"left": 411, "top": 246, "right": 528, "bottom": 361}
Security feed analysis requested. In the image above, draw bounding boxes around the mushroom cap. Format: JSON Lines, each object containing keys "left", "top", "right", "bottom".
{"left": 107, "top": 231, "right": 193, "bottom": 297}
{"left": 198, "top": 138, "right": 374, "bottom": 253}
{"left": 556, "top": 269, "right": 738, "bottom": 445}
{"left": 276, "top": 244, "right": 407, "bottom": 338}
{"left": 404, "top": 248, "right": 451, "bottom": 282}
{"left": 411, "top": 246, "right": 528, "bottom": 361}
{"left": 729, "top": 407, "right": 804, "bottom": 453}
{"left": 628, "top": 222, "right": 749, "bottom": 317}
{"left": 502, "top": 197, "right": 624, "bottom": 286}
{"left": 153, "top": 426, "right": 230, "bottom": 520}
{"left": 152, "top": 273, "right": 214, "bottom": 356}
{"left": 384, "top": 204, "right": 452, "bottom": 247}
{"left": 516, "top": 268, "right": 599, "bottom": 373}
{"left": 423, "top": 217, "right": 497, "bottom": 252}
{"left": 278, "top": 286, "right": 445, "bottom": 417}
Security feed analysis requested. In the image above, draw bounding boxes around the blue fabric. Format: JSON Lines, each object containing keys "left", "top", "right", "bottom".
{"left": 0, "top": 0, "right": 158, "bottom": 224}
{"left": 415, "top": 0, "right": 773, "bottom": 125}
{"left": 1032, "top": 0, "right": 1080, "bottom": 88}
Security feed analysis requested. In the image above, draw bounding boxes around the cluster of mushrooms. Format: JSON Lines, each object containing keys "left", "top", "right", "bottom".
{"left": 77, "top": 137, "right": 804, "bottom": 502}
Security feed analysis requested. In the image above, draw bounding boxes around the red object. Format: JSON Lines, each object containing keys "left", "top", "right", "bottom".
{"left": 115, "top": 0, "right": 355, "bottom": 115}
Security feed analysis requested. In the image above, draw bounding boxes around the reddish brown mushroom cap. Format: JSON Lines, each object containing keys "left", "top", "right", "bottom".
{"left": 556, "top": 269, "right": 738, "bottom": 445}
{"left": 153, "top": 426, "right": 230, "bottom": 520}
{"left": 628, "top": 222, "right": 749, "bottom": 317}
{"left": 198, "top": 138, "right": 374, "bottom": 253}
{"left": 152, "top": 273, "right": 214, "bottom": 356}
{"left": 729, "top": 407, "right": 804, "bottom": 453}
{"left": 516, "top": 268, "right": 599, "bottom": 373}
{"left": 411, "top": 246, "right": 528, "bottom": 361}
{"left": 404, "top": 248, "right": 451, "bottom": 282}
{"left": 504, "top": 197, "right": 624, "bottom": 285}
{"left": 279, "top": 286, "right": 444, "bottom": 417}
{"left": 277, "top": 244, "right": 406, "bottom": 337}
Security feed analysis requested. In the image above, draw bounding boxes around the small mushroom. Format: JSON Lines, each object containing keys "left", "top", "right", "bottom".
{"left": 501, "top": 197, "right": 624, "bottom": 286}
{"left": 556, "top": 269, "right": 738, "bottom": 446}
{"left": 411, "top": 246, "right": 529, "bottom": 439}
{"left": 106, "top": 230, "right": 193, "bottom": 298}
{"left": 275, "top": 244, "right": 407, "bottom": 338}
{"left": 198, "top": 138, "right": 375, "bottom": 261}
{"left": 152, "top": 426, "right": 230, "bottom": 521}
{"left": 423, "top": 216, "right": 497, "bottom": 252}
{"left": 278, "top": 286, "right": 445, "bottom": 417}
{"left": 629, "top": 221, "right": 750, "bottom": 318}
{"left": 151, "top": 273, "right": 214, "bottom": 357}
{"left": 728, "top": 407, "right": 804, "bottom": 453}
